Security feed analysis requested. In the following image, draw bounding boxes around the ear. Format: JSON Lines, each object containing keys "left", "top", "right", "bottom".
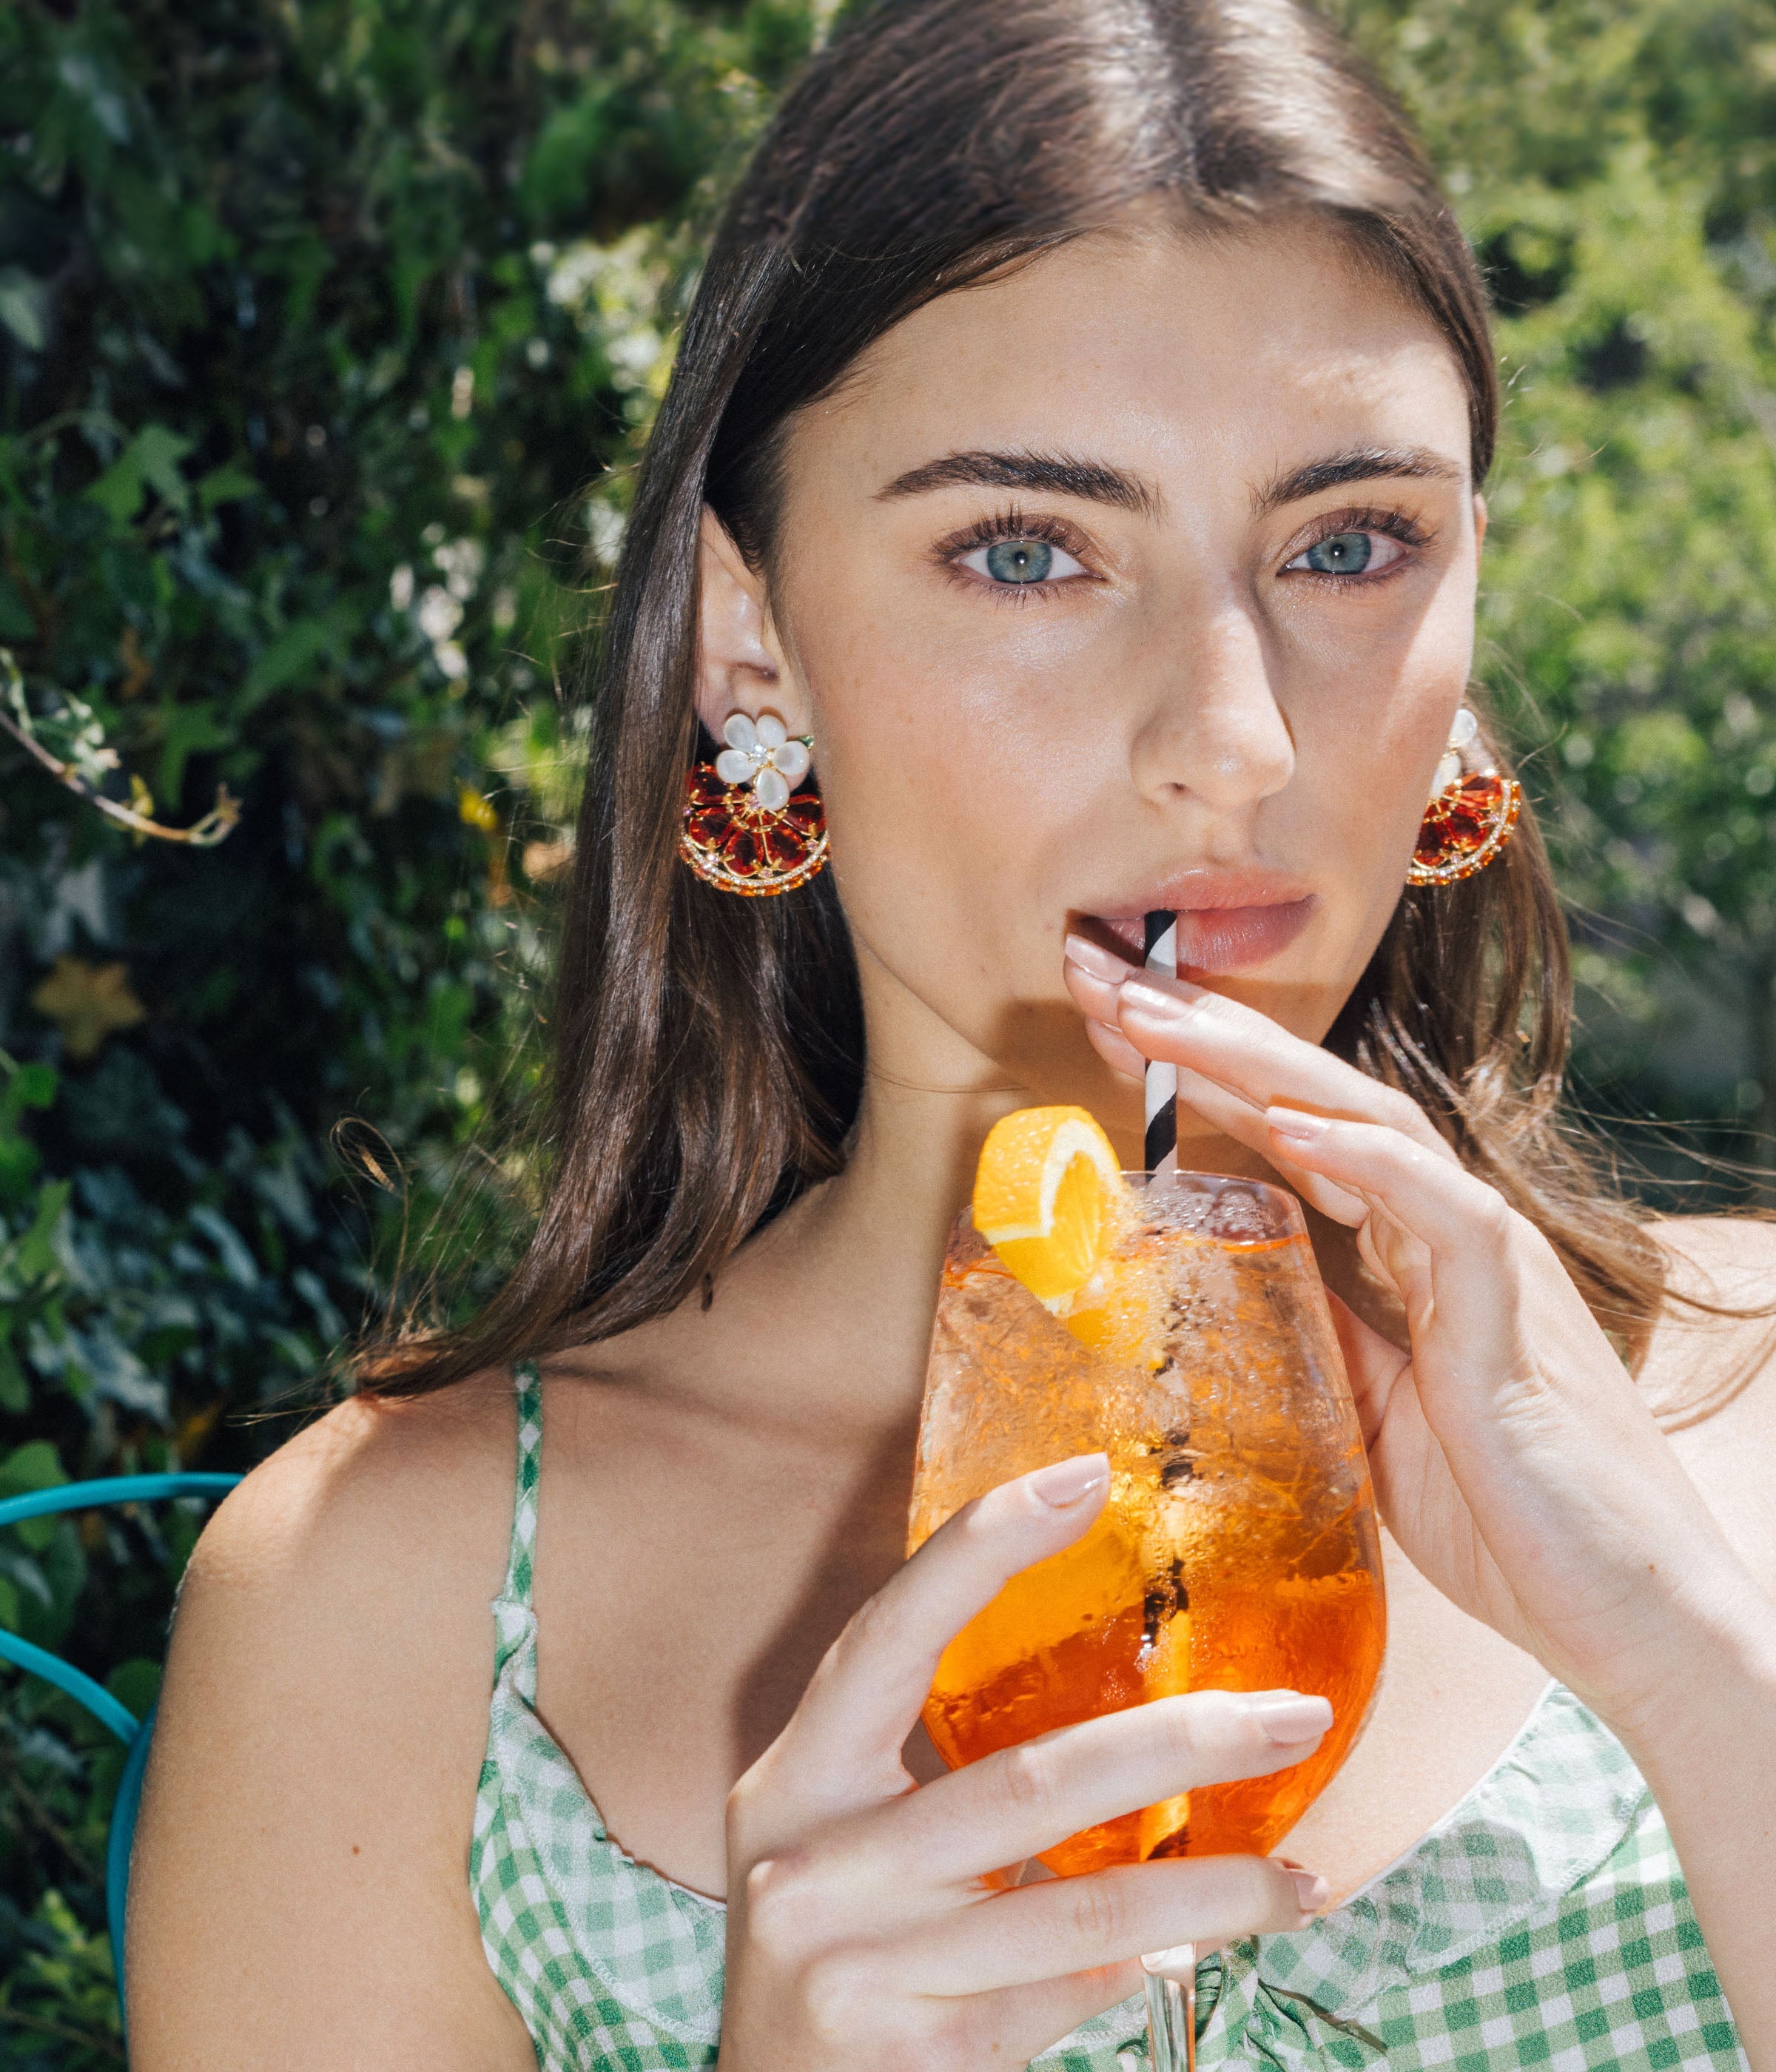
{"left": 693, "top": 508, "right": 812, "bottom": 743}
{"left": 1472, "top": 491, "right": 1489, "bottom": 555}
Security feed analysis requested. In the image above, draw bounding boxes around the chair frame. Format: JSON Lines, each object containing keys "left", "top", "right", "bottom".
{"left": 0, "top": 1473, "right": 241, "bottom": 2016}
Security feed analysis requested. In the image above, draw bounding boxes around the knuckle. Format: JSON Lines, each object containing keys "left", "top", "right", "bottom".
{"left": 1168, "top": 1686, "right": 1241, "bottom": 1755}
{"left": 1226, "top": 1852, "right": 1301, "bottom": 1931}
{"left": 1067, "top": 1874, "right": 1131, "bottom": 1950}
{"left": 1378, "top": 1086, "right": 1434, "bottom": 1137}
{"left": 741, "top": 1850, "right": 828, "bottom": 1957}
{"left": 800, "top": 1948, "right": 878, "bottom": 2045}
{"left": 836, "top": 1584, "right": 905, "bottom": 1666}
{"left": 989, "top": 1740, "right": 1057, "bottom": 1816}
{"left": 1466, "top": 1183, "right": 1516, "bottom": 1248}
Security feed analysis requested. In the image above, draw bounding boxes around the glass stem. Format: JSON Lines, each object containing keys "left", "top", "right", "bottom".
{"left": 1142, "top": 1944, "right": 1196, "bottom": 2072}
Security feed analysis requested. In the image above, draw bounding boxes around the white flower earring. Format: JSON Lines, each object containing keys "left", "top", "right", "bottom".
{"left": 713, "top": 711, "right": 812, "bottom": 812}
{"left": 679, "top": 709, "right": 828, "bottom": 897}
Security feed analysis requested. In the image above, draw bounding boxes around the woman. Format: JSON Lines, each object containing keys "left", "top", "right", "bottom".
{"left": 129, "top": 2, "right": 1776, "bottom": 2068}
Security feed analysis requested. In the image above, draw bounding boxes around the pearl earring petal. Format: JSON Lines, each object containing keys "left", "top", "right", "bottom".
{"left": 773, "top": 739, "right": 811, "bottom": 784}
{"left": 716, "top": 747, "right": 756, "bottom": 786}
{"left": 755, "top": 765, "right": 791, "bottom": 812}
{"left": 755, "top": 713, "right": 787, "bottom": 751}
{"left": 722, "top": 713, "right": 760, "bottom": 753}
{"left": 1448, "top": 707, "right": 1479, "bottom": 750}
{"left": 1433, "top": 750, "right": 1463, "bottom": 796}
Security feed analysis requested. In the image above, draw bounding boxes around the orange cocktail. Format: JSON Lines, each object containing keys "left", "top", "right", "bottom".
{"left": 909, "top": 1169, "right": 1385, "bottom": 1873}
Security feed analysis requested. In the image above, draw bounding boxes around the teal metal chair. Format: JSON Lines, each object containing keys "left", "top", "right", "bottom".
{"left": 0, "top": 1473, "right": 241, "bottom": 2014}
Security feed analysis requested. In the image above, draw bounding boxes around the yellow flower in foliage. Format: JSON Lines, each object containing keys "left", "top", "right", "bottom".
{"left": 458, "top": 784, "right": 500, "bottom": 832}
{"left": 30, "top": 955, "right": 147, "bottom": 1060}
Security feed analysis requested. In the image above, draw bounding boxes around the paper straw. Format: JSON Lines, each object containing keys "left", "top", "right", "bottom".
{"left": 1143, "top": 909, "right": 1177, "bottom": 1176}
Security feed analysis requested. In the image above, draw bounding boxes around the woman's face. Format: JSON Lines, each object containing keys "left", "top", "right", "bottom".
{"left": 705, "top": 219, "right": 1484, "bottom": 1159}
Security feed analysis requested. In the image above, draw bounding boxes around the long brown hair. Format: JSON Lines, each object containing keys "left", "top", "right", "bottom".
{"left": 366, "top": 0, "right": 1677, "bottom": 1399}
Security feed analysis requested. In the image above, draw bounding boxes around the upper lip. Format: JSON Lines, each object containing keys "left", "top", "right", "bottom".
{"left": 1086, "top": 868, "right": 1317, "bottom": 919}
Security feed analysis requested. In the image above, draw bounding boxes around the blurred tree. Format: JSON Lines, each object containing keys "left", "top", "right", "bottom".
{"left": 1, "top": 0, "right": 1775, "bottom": 2059}
{"left": 0, "top": 1, "right": 820, "bottom": 2056}
{"left": 1336, "top": 0, "right": 1776, "bottom": 1175}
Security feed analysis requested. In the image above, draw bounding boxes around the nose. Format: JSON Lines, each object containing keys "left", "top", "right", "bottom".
{"left": 1127, "top": 600, "right": 1295, "bottom": 816}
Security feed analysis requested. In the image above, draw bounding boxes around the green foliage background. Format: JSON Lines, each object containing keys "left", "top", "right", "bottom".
{"left": 0, "top": 0, "right": 1772, "bottom": 2058}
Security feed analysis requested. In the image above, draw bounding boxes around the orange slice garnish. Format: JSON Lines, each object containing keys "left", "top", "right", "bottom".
{"left": 972, "top": 1106, "right": 1124, "bottom": 1305}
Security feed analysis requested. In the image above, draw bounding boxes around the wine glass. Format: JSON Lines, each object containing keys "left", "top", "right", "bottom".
{"left": 907, "top": 1170, "right": 1387, "bottom": 2072}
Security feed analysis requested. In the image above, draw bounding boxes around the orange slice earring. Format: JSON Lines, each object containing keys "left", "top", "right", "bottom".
{"left": 1407, "top": 707, "right": 1523, "bottom": 886}
{"left": 679, "top": 710, "right": 830, "bottom": 896}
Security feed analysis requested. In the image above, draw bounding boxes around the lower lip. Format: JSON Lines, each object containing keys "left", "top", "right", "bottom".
{"left": 1172, "top": 898, "right": 1317, "bottom": 974}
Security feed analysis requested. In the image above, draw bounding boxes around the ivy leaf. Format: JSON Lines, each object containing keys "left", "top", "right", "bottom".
{"left": 198, "top": 462, "right": 260, "bottom": 511}
{"left": 84, "top": 423, "right": 196, "bottom": 524}
{"left": 0, "top": 266, "right": 48, "bottom": 352}
{"left": 239, "top": 612, "right": 343, "bottom": 710}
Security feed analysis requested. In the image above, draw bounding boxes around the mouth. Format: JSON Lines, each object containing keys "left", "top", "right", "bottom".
{"left": 1086, "top": 871, "right": 1319, "bottom": 977}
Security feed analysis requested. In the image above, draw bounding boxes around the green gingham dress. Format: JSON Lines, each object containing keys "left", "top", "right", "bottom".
{"left": 471, "top": 1365, "right": 1749, "bottom": 2071}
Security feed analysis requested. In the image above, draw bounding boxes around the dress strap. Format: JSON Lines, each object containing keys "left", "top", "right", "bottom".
{"left": 502, "top": 1360, "right": 543, "bottom": 1609}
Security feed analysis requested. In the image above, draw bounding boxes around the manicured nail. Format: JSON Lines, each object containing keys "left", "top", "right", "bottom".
{"left": 1266, "top": 1106, "right": 1328, "bottom": 1143}
{"left": 1121, "top": 970, "right": 1201, "bottom": 1012}
{"left": 1029, "top": 1453, "right": 1110, "bottom": 1508}
{"left": 1288, "top": 1867, "right": 1331, "bottom": 1914}
{"left": 1063, "top": 933, "right": 1132, "bottom": 983}
{"left": 1247, "top": 1691, "right": 1333, "bottom": 1743}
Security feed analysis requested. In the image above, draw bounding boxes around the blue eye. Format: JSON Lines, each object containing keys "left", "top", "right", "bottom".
{"left": 961, "top": 537, "right": 1089, "bottom": 586}
{"left": 986, "top": 540, "right": 1053, "bottom": 583}
{"left": 1304, "top": 531, "right": 1373, "bottom": 574}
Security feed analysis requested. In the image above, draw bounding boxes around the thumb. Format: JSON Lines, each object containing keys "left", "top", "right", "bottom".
{"left": 1327, "top": 1289, "right": 1410, "bottom": 1449}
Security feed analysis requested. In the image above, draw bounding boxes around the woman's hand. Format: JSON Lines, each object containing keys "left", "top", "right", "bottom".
{"left": 716, "top": 1455, "right": 1332, "bottom": 2072}
{"left": 1063, "top": 936, "right": 1768, "bottom": 1738}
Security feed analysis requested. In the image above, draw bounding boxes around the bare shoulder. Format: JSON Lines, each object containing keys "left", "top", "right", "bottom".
{"left": 1641, "top": 1216, "right": 1776, "bottom": 1594}
{"left": 128, "top": 1371, "right": 536, "bottom": 2071}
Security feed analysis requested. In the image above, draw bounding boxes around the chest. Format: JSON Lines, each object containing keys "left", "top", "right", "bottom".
{"left": 527, "top": 1383, "right": 1549, "bottom": 1902}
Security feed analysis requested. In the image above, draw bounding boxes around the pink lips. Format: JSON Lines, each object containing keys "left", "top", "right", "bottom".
{"left": 1172, "top": 897, "right": 1316, "bottom": 973}
{"left": 1090, "top": 874, "right": 1318, "bottom": 976}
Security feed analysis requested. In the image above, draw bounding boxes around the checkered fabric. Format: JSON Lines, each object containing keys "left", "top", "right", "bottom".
{"left": 471, "top": 1367, "right": 1746, "bottom": 2071}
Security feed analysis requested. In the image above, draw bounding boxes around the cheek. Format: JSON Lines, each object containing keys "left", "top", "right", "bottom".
{"left": 785, "top": 589, "right": 1108, "bottom": 1015}
{"left": 1288, "top": 582, "right": 1473, "bottom": 829}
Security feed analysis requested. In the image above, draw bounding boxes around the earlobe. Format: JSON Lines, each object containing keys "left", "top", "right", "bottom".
{"left": 1472, "top": 491, "right": 1488, "bottom": 554}
{"left": 693, "top": 507, "right": 811, "bottom": 741}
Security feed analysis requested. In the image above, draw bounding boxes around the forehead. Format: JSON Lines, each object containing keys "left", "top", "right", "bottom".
{"left": 791, "top": 220, "right": 1473, "bottom": 498}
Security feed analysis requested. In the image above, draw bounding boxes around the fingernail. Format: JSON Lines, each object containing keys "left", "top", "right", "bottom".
{"left": 1063, "top": 933, "right": 1132, "bottom": 983}
{"left": 1266, "top": 1106, "right": 1328, "bottom": 1143}
{"left": 1122, "top": 971, "right": 1200, "bottom": 1012}
{"left": 1247, "top": 1691, "right": 1333, "bottom": 1743}
{"left": 1029, "top": 1453, "right": 1110, "bottom": 1509}
{"left": 1288, "top": 1867, "right": 1331, "bottom": 1914}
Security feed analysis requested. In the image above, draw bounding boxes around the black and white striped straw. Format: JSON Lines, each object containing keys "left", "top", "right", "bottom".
{"left": 1143, "top": 909, "right": 1177, "bottom": 1176}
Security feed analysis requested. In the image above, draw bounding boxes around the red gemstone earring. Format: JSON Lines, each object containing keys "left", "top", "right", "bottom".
{"left": 679, "top": 710, "right": 830, "bottom": 897}
{"left": 1407, "top": 707, "right": 1523, "bottom": 886}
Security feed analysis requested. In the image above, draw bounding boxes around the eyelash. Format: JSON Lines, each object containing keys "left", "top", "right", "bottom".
{"left": 935, "top": 506, "right": 1097, "bottom": 604}
{"left": 934, "top": 500, "right": 1435, "bottom": 602}
{"left": 1285, "top": 505, "right": 1433, "bottom": 583}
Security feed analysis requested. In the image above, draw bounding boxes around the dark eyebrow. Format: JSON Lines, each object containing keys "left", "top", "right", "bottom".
{"left": 1254, "top": 445, "right": 1464, "bottom": 517}
{"left": 875, "top": 449, "right": 1161, "bottom": 518}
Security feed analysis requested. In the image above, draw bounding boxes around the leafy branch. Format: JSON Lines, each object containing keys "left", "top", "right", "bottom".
{"left": 0, "top": 650, "right": 238, "bottom": 849}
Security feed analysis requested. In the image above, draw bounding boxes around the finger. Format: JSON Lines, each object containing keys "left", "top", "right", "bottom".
{"left": 898, "top": 1850, "right": 1322, "bottom": 1995}
{"left": 1264, "top": 1106, "right": 1496, "bottom": 1254}
{"left": 949, "top": 1962, "right": 1146, "bottom": 2071}
{"left": 1065, "top": 955, "right": 1148, "bottom": 1081}
{"left": 1082, "top": 1010, "right": 1148, "bottom": 1083}
{"left": 763, "top": 1457, "right": 1111, "bottom": 1812}
{"left": 1112, "top": 969, "right": 1456, "bottom": 1160}
{"left": 858, "top": 1687, "right": 1331, "bottom": 1887}
{"left": 1165, "top": 1060, "right": 1366, "bottom": 1220}
{"left": 1326, "top": 1288, "right": 1411, "bottom": 1448}
{"left": 1060, "top": 941, "right": 1134, "bottom": 1029}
